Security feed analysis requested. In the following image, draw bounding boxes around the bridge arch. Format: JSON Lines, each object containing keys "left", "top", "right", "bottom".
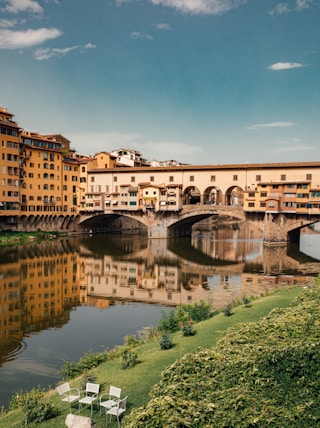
{"left": 225, "top": 186, "right": 244, "bottom": 206}
{"left": 78, "top": 212, "right": 147, "bottom": 234}
{"left": 203, "top": 186, "right": 223, "bottom": 205}
{"left": 182, "top": 186, "right": 201, "bottom": 205}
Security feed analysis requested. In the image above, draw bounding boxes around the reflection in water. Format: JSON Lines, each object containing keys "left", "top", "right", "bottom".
{"left": 0, "top": 222, "right": 319, "bottom": 407}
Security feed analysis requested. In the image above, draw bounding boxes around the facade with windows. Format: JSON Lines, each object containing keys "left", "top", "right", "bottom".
{"left": 20, "top": 131, "right": 80, "bottom": 215}
{"left": 243, "top": 181, "right": 320, "bottom": 214}
{"left": 0, "top": 107, "right": 21, "bottom": 216}
{"left": 84, "top": 164, "right": 320, "bottom": 215}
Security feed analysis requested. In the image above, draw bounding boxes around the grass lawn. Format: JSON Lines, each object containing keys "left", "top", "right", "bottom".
{"left": 0, "top": 286, "right": 302, "bottom": 428}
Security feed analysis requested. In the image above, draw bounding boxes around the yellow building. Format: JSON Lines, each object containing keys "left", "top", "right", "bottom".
{"left": 0, "top": 107, "right": 21, "bottom": 219}
{"left": 20, "top": 131, "right": 81, "bottom": 216}
{"left": 243, "top": 180, "right": 319, "bottom": 214}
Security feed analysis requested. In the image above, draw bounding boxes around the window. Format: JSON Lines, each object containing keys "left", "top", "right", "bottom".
{"left": 90, "top": 176, "right": 95, "bottom": 182}
{"left": 114, "top": 176, "right": 117, "bottom": 182}
{"left": 248, "top": 192, "right": 255, "bottom": 197}
{"left": 260, "top": 192, "right": 267, "bottom": 197}
{"left": 248, "top": 202, "right": 255, "bottom": 207}
{"left": 190, "top": 176, "right": 194, "bottom": 182}
{"left": 256, "top": 175, "right": 261, "bottom": 181}
{"left": 281, "top": 174, "right": 286, "bottom": 181}
{"left": 169, "top": 176, "right": 174, "bottom": 182}
{"left": 233, "top": 175, "right": 238, "bottom": 181}
{"left": 131, "top": 176, "right": 135, "bottom": 182}
{"left": 150, "top": 176, "right": 154, "bottom": 182}
{"left": 306, "top": 174, "right": 312, "bottom": 180}
{"left": 211, "top": 175, "right": 216, "bottom": 182}
{"left": 260, "top": 202, "right": 266, "bottom": 207}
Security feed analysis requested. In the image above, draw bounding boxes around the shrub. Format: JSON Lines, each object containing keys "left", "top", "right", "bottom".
{"left": 159, "top": 332, "right": 173, "bottom": 350}
{"left": 58, "top": 349, "right": 107, "bottom": 380}
{"left": 157, "top": 309, "right": 179, "bottom": 333}
{"left": 178, "top": 314, "right": 196, "bottom": 336}
{"left": 9, "top": 387, "right": 57, "bottom": 424}
{"left": 242, "top": 295, "right": 251, "bottom": 307}
{"left": 177, "top": 301, "right": 212, "bottom": 322}
{"left": 120, "top": 347, "right": 138, "bottom": 369}
{"left": 124, "top": 334, "right": 142, "bottom": 348}
{"left": 223, "top": 303, "right": 233, "bottom": 316}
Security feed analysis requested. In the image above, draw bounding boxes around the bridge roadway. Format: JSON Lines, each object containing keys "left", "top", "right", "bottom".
{"left": 78, "top": 204, "right": 320, "bottom": 245}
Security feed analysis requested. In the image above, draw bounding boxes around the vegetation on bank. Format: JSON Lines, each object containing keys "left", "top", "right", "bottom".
{"left": 0, "top": 285, "right": 310, "bottom": 427}
{"left": 0, "top": 231, "right": 61, "bottom": 246}
{"left": 125, "top": 280, "right": 320, "bottom": 427}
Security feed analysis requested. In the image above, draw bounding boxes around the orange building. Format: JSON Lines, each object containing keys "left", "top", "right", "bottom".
{"left": 0, "top": 107, "right": 21, "bottom": 219}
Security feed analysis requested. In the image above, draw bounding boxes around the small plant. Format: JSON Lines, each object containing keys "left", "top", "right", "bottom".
{"left": 124, "top": 334, "right": 142, "bottom": 348}
{"left": 120, "top": 347, "right": 138, "bottom": 369}
{"left": 223, "top": 303, "right": 233, "bottom": 317}
{"left": 10, "top": 387, "right": 58, "bottom": 425}
{"left": 58, "top": 349, "right": 107, "bottom": 380}
{"left": 179, "top": 316, "right": 196, "bottom": 336}
{"left": 157, "top": 309, "right": 179, "bottom": 333}
{"left": 159, "top": 332, "right": 173, "bottom": 350}
{"left": 242, "top": 295, "right": 251, "bottom": 307}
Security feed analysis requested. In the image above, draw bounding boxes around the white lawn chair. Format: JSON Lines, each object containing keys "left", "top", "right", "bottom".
{"left": 57, "top": 382, "right": 80, "bottom": 413}
{"left": 99, "top": 386, "right": 121, "bottom": 416}
{"left": 79, "top": 382, "right": 100, "bottom": 416}
{"left": 106, "top": 396, "right": 127, "bottom": 427}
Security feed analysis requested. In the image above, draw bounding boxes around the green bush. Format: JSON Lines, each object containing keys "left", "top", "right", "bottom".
{"left": 120, "top": 347, "right": 138, "bottom": 369}
{"left": 223, "top": 303, "right": 233, "bottom": 316}
{"left": 157, "top": 309, "right": 180, "bottom": 333}
{"left": 159, "top": 332, "right": 173, "bottom": 350}
{"left": 9, "top": 387, "right": 57, "bottom": 425}
{"left": 58, "top": 349, "right": 107, "bottom": 380}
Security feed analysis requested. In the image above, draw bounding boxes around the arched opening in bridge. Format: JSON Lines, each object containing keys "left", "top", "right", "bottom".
{"left": 225, "top": 186, "right": 244, "bottom": 206}
{"left": 79, "top": 213, "right": 147, "bottom": 235}
{"left": 183, "top": 186, "right": 201, "bottom": 205}
{"left": 203, "top": 186, "right": 223, "bottom": 205}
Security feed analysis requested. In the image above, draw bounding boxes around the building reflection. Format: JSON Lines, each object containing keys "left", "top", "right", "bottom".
{"left": 0, "top": 225, "right": 318, "bottom": 365}
{"left": 0, "top": 249, "right": 80, "bottom": 364}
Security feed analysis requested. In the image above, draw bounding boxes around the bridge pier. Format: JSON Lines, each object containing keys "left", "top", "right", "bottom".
{"left": 263, "top": 213, "right": 289, "bottom": 245}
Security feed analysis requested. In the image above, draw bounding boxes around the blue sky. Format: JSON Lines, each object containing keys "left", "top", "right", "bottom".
{"left": 0, "top": 0, "right": 319, "bottom": 165}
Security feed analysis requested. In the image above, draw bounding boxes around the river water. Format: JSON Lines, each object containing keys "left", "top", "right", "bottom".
{"left": 0, "top": 221, "right": 319, "bottom": 408}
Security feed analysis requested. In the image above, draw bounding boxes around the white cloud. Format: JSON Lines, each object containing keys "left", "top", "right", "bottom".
{"left": 269, "top": 0, "right": 313, "bottom": 15}
{"left": 268, "top": 3, "right": 290, "bottom": 15}
{"left": 295, "top": 0, "right": 313, "bottom": 11}
{"left": 34, "top": 42, "right": 96, "bottom": 60}
{"left": 3, "top": 0, "right": 43, "bottom": 14}
{"left": 268, "top": 62, "right": 304, "bottom": 70}
{"left": 0, "top": 18, "right": 17, "bottom": 28}
{"left": 117, "top": 0, "right": 247, "bottom": 15}
{"left": 156, "top": 23, "right": 173, "bottom": 30}
{"left": 130, "top": 32, "right": 153, "bottom": 40}
{"left": 247, "top": 121, "right": 296, "bottom": 130}
{"left": 0, "top": 27, "right": 61, "bottom": 49}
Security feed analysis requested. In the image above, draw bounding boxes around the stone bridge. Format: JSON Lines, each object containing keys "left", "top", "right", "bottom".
{"left": 77, "top": 204, "right": 320, "bottom": 245}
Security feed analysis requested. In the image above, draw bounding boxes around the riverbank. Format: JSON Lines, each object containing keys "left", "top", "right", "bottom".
{"left": 0, "top": 231, "right": 62, "bottom": 247}
{"left": 0, "top": 286, "right": 303, "bottom": 428}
